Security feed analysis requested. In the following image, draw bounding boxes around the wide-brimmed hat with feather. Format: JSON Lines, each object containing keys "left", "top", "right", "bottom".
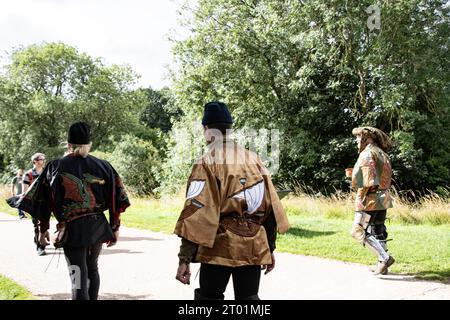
{"left": 352, "top": 126, "right": 393, "bottom": 152}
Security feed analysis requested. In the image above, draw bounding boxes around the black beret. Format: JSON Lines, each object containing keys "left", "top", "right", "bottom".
{"left": 68, "top": 122, "right": 91, "bottom": 145}
{"left": 201, "top": 101, "right": 233, "bottom": 126}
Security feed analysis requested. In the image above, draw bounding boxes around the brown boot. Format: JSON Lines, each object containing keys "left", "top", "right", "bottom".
{"left": 369, "top": 262, "right": 388, "bottom": 275}
{"left": 374, "top": 256, "right": 395, "bottom": 275}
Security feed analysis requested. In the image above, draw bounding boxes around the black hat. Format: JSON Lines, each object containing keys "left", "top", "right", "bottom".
{"left": 201, "top": 101, "right": 233, "bottom": 126}
{"left": 68, "top": 122, "right": 91, "bottom": 144}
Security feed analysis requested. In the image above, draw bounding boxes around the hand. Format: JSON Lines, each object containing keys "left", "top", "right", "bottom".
{"left": 39, "top": 231, "right": 50, "bottom": 246}
{"left": 261, "top": 253, "right": 275, "bottom": 275}
{"left": 176, "top": 263, "right": 191, "bottom": 285}
{"left": 345, "top": 168, "right": 353, "bottom": 178}
{"left": 107, "top": 230, "right": 119, "bottom": 247}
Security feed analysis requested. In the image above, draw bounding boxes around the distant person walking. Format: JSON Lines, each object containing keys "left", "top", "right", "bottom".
{"left": 349, "top": 126, "right": 395, "bottom": 275}
{"left": 23, "top": 153, "right": 47, "bottom": 256}
{"left": 11, "top": 169, "right": 25, "bottom": 219}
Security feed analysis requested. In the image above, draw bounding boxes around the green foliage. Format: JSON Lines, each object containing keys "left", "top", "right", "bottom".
{"left": 139, "top": 87, "right": 183, "bottom": 132}
{"left": 1, "top": 1, "right": 449, "bottom": 197}
{"left": 0, "top": 42, "right": 144, "bottom": 169}
{"left": 169, "top": 0, "right": 450, "bottom": 194}
{"left": 108, "top": 134, "right": 162, "bottom": 196}
{"left": 0, "top": 43, "right": 179, "bottom": 196}
{"left": 156, "top": 113, "right": 205, "bottom": 195}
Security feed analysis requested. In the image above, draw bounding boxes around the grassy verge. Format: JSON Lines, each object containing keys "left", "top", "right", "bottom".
{"left": 277, "top": 215, "right": 450, "bottom": 281}
{"left": 0, "top": 275, "right": 35, "bottom": 300}
{"left": 283, "top": 191, "right": 450, "bottom": 225}
{"left": 0, "top": 187, "right": 20, "bottom": 216}
{"left": 1, "top": 186, "right": 449, "bottom": 281}
{"left": 118, "top": 196, "right": 184, "bottom": 232}
{"left": 116, "top": 196, "right": 450, "bottom": 281}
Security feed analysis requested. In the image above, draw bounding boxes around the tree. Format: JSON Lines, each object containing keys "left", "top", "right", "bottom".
{"left": 168, "top": 0, "right": 450, "bottom": 193}
{"left": 139, "top": 87, "right": 183, "bottom": 133}
{"left": 107, "top": 134, "right": 162, "bottom": 196}
{"left": 0, "top": 42, "right": 145, "bottom": 169}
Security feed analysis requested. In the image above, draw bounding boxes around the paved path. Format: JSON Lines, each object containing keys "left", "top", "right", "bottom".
{"left": 0, "top": 212, "right": 448, "bottom": 300}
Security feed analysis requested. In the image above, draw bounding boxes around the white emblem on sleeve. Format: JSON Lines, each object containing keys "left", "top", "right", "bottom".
{"left": 186, "top": 180, "right": 206, "bottom": 199}
{"left": 232, "top": 181, "right": 265, "bottom": 214}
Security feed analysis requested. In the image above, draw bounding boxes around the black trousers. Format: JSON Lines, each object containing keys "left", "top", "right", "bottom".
{"left": 368, "top": 210, "right": 388, "bottom": 241}
{"left": 198, "top": 263, "right": 261, "bottom": 300}
{"left": 63, "top": 243, "right": 103, "bottom": 300}
{"left": 32, "top": 218, "right": 45, "bottom": 251}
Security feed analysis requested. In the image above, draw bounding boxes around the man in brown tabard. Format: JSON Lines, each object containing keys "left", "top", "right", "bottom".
{"left": 174, "top": 101, "right": 290, "bottom": 300}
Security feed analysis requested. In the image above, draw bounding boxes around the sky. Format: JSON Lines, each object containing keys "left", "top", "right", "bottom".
{"left": 0, "top": 0, "right": 192, "bottom": 89}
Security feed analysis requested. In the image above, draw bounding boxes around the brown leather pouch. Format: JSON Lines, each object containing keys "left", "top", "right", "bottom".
{"left": 53, "top": 212, "right": 101, "bottom": 248}
{"left": 221, "top": 216, "right": 261, "bottom": 237}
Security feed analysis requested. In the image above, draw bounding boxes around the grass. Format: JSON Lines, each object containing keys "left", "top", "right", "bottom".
{"left": 1, "top": 185, "right": 449, "bottom": 281}
{"left": 119, "top": 196, "right": 183, "bottom": 233}
{"left": 282, "top": 188, "right": 450, "bottom": 225}
{"left": 0, "top": 275, "right": 35, "bottom": 300}
{"left": 277, "top": 215, "right": 450, "bottom": 281}
{"left": 116, "top": 194, "right": 450, "bottom": 281}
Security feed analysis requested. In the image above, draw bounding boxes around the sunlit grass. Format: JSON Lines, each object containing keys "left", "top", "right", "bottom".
{"left": 0, "top": 275, "right": 35, "bottom": 300}
{"left": 120, "top": 194, "right": 450, "bottom": 281}
{"left": 1, "top": 185, "right": 449, "bottom": 281}
{"left": 281, "top": 188, "right": 450, "bottom": 226}
{"left": 276, "top": 215, "right": 450, "bottom": 281}
{"left": 120, "top": 195, "right": 183, "bottom": 233}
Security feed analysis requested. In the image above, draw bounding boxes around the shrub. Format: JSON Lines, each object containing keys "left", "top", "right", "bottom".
{"left": 107, "top": 135, "right": 162, "bottom": 196}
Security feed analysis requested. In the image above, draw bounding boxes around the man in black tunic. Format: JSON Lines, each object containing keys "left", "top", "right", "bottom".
{"left": 11, "top": 122, "right": 130, "bottom": 300}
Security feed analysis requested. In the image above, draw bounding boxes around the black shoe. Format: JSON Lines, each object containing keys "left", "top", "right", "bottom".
{"left": 37, "top": 248, "right": 46, "bottom": 256}
{"left": 19, "top": 215, "right": 27, "bottom": 220}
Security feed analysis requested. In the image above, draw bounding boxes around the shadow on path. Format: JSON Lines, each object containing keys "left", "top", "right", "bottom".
{"left": 378, "top": 271, "right": 450, "bottom": 284}
{"left": 119, "top": 236, "right": 165, "bottom": 242}
{"left": 100, "top": 249, "right": 144, "bottom": 255}
{"left": 37, "top": 292, "right": 153, "bottom": 300}
{"left": 99, "top": 293, "right": 153, "bottom": 300}
{"left": 286, "top": 227, "right": 336, "bottom": 238}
